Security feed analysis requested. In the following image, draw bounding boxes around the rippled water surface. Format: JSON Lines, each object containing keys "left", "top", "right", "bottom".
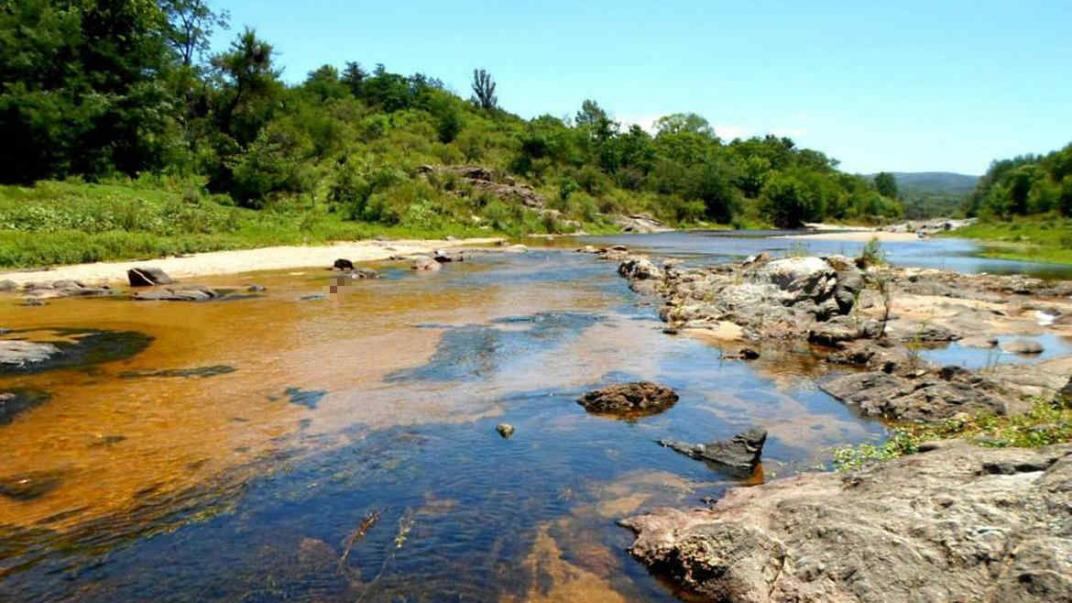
{"left": 0, "top": 233, "right": 1063, "bottom": 601}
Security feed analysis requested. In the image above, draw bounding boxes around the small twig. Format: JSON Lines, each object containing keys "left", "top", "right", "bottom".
{"left": 339, "top": 509, "right": 380, "bottom": 572}
{"left": 356, "top": 508, "right": 415, "bottom": 603}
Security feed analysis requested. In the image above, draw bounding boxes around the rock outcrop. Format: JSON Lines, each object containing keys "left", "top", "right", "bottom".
{"left": 613, "top": 214, "right": 671, "bottom": 233}
{"left": 621, "top": 441, "right": 1072, "bottom": 602}
{"left": 660, "top": 427, "right": 768, "bottom": 474}
{"left": 132, "top": 285, "right": 222, "bottom": 302}
{"left": 127, "top": 267, "right": 174, "bottom": 287}
{"left": 577, "top": 382, "right": 679, "bottom": 418}
{"left": 819, "top": 368, "right": 1023, "bottom": 421}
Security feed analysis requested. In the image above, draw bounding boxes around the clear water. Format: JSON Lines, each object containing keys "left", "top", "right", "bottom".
{"left": 0, "top": 233, "right": 1066, "bottom": 602}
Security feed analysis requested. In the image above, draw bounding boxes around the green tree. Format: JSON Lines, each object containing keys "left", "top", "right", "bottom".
{"left": 654, "top": 113, "right": 716, "bottom": 138}
{"left": 874, "top": 172, "right": 899, "bottom": 199}
{"left": 470, "top": 68, "right": 497, "bottom": 111}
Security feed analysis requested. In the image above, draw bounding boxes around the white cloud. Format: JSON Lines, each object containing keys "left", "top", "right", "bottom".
{"left": 615, "top": 113, "right": 662, "bottom": 134}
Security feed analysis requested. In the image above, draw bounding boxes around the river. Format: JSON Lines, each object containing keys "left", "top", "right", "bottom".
{"left": 0, "top": 232, "right": 1068, "bottom": 601}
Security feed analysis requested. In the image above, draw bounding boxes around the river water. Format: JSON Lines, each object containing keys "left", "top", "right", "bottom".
{"left": 0, "top": 233, "right": 1067, "bottom": 602}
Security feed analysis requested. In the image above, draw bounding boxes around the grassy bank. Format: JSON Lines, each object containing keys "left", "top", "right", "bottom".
{"left": 833, "top": 397, "right": 1072, "bottom": 471}
{"left": 0, "top": 179, "right": 555, "bottom": 269}
{"left": 951, "top": 215, "right": 1072, "bottom": 265}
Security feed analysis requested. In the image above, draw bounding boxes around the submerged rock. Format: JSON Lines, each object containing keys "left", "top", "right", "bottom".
{"left": 0, "top": 470, "right": 65, "bottom": 501}
{"left": 0, "top": 329, "right": 152, "bottom": 375}
{"left": 352, "top": 268, "right": 379, "bottom": 279}
{"left": 127, "top": 266, "right": 174, "bottom": 287}
{"left": 621, "top": 441, "right": 1072, "bottom": 602}
{"left": 0, "top": 389, "right": 50, "bottom": 425}
{"left": 578, "top": 382, "right": 679, "bottom": 418}
{"left": 660, "top": 427, "right": 767, "bottom": 474}
{"left": 119, "top": 365, "right": 236, "bottom": 379}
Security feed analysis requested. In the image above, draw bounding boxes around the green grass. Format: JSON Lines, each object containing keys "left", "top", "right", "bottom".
{"left": 0, "top": 179, "right": 513, "bottom": 269}
{"left": 832, "top": 397, "right": 1072, "bottom": 471}
{"left": 950, "top": 214, "right": 1072, "bottom": 265}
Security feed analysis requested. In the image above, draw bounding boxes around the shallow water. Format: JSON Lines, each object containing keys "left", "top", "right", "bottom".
{"left": 0, "top": 233, "right": 1065, "bottom": 601}
{"left": 583, "top": 230, "right": 1072, "bottom": 279}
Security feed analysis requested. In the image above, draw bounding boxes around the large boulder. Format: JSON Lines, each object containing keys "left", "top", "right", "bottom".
{"left": 751, "top": 257, "right": 838, "bottom": 304}
{"left": 621, "top": 441, "right": 1072, "bottom": 602}
{"left": 618, "top": 256, "right": 664, "bottom": 281}
{"left": 127, "top": 267, "right": 174, "bottom": 287}
{"left": 577, "top": 382, "right": 679, "bottom": 418}
{"left": 660, "top": 427, "right": 767, "bottom": 474}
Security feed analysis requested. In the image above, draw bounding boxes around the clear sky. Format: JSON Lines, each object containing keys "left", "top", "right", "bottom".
{"left": 212, "top": 0, "right": 1072, "bottom": 175}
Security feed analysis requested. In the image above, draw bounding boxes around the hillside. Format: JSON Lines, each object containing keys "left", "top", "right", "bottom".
{"left": 890, "top": 172, "right": 979, "bottom": 196}
{"left": 0, "top": 0, "right": 910, "bottom": 268}
{"left": 868, "top": 171, "right": 979, "bottom": 219}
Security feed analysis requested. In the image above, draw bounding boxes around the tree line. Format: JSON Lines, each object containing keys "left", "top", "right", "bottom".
{"left": 967, "top": 143, "right": 1072, "bottom": 219}
{"left": 0, "top": 0, "right": 905, "bottom": 230}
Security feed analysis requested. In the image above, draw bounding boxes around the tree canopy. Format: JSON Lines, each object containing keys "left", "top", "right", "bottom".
{"left": 0, "top": 0, "right": 905, "bottom": 228}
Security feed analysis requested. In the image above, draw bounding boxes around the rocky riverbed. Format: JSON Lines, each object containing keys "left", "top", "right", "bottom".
{"left": 596, "top": 244, "right": 1072, "bottom": 601}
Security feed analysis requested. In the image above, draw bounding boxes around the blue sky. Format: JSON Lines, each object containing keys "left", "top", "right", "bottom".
{"left": 213, "top": 0, "right": 1072, "bottom": 175}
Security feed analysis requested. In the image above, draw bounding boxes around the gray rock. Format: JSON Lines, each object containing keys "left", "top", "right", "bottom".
{"left": 412, "top": 257, "right": 442, "bottom": 272}
{"left": 127, "top": 266, "right": 174, "bottom": 287}
{"left": 618, "top": 256, "right": 663, "bottom": 281}
{"left": 819, "top": 370, "right": 1016, "bottom": 421}
{"left": 0, "top": 279, "right": 18, "bottom": 292}
{"left": 1060, "top": 378, "right": 1072, "bottom": 406}
{"left": 660, "top": 427, "right": 767, "bottom": 474}
{"left": 496, "top": 423, "right": 515, "bottom": 438}
{"left": 1003, "top": 338, "right": 1044, "bottom": 355}
{"left": 578, "top": 382, "right": 679, "bottom": 418}
{"left": 621, "top": 441, "right": 1072, "bottom": 602}
{"left": 0, "top": 340, "right": 60, "bottom": 368}
{"left": 132, "top": 286, "right": 219, "bottom": 302}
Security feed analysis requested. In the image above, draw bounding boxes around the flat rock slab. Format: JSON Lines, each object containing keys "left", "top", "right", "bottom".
{"left": 621, "top": 441, "right": 1072, "bottom": 602}
{"left": 819, "top": 370, "right": 1018, "bottom": 421}
{"left": 578, "top": 382, "right": 679, "bottom": 418}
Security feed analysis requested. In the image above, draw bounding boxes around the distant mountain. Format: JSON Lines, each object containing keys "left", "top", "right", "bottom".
{"left": 888, "top": 172, "right": 979, "bottom": 196}
{"left": 864, "top": 172, "right": 980, "bottom": 219}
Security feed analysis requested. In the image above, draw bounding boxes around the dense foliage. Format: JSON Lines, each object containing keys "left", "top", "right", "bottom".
{"left": 0, "top": 0, "right": 904, "bottom": 236}
{"left": 967, "top": 143, "right": 1072, "bottom": 219}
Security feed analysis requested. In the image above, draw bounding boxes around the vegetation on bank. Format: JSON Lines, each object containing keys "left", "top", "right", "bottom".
{"left": 832, "top": 397, "right": 1072, "bottom": 471}
{"left": 952, "top": 215, "right": 1072, "bottom": 265}
{"left": 0, "top": 0, "right": 910, "bottom": 269}
{"left": 935, "top": 142, "right": 1072, "bottom": 264}
{"left": 0, "top": 178, "right": 498, "bottom": 268}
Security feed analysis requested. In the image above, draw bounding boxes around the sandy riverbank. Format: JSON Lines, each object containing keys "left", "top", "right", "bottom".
{"left": 780, "top": 230, "right": 921, "bottom": 242}
{"left": 0, "top": 237, "right": 505, "bottom": 285}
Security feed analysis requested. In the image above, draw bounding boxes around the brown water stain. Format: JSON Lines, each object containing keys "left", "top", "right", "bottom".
{"left": 0, "top": 263, "right": 618, "bottom": 535}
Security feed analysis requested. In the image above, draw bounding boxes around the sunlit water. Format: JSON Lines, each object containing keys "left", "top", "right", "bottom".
{"left": 0, "top": 233, "right": 1066, "bottom": 601}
